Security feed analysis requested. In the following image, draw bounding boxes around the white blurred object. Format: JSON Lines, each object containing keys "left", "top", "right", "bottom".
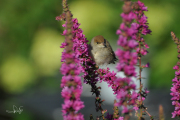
{"left": 82, "top": 64, "right": 149, "bottom": 104}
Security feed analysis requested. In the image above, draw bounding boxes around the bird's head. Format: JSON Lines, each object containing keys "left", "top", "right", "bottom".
{"left": 92, "top": 35, "right": 106, "bottom": 48}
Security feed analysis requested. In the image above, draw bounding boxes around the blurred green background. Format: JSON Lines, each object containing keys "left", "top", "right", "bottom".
{"left": 0, "top": 0, "right": 179, "bottom": 119}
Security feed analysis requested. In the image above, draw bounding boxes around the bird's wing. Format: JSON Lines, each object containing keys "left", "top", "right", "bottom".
{"left": 105, "top": 40, "right": 118, "bottom": 62}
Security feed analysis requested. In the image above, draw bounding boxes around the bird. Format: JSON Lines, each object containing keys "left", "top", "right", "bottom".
{"left": 89, "top": 35, "right": 117, "bottom": 66}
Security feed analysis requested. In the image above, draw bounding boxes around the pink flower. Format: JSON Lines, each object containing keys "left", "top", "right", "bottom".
{"left": 60, "top": 42, "right": 67, "bottom": 48}
{"left": 133, "top": 106, "right": 139, "bottom": 111}
{"left": 116, "top": 29, "right": 122, "bottom": 35}
{"left": 144, "top": 88, "right": 150, "bottom": 94}
{"left": 120, "top": 23, "right": 127, "bottom": 30}
{"left": 137, "top": 1, "right": 148, "bottom": 11}
{"left": 145, "top": 63, "right": 150, "bottom": 68}
{"left": 175, "top": 71, "right": 180, "bottom": 76}
{"left": 128, "top": 39, "right": 138, "bottom": 48}
{"left": 173, "top": 65, "right": 179, "bottom": 70}
{"left": 62, "top": 29, "right": 67, "bottom": 35}
{"left": 62, "top": 100, "right": 73, "bottom": 110}
{"left": 116, "top": 90, "right": 127, "bottom": 99}
{"left": 61, "top": 87, "right": 72, "bottom": 100}
{"left": 118, "top": 117, "right": 124, "bottom": 120}
{"left": 138, "top": 14, "right": 147, "bottom": 24}
{"left": 122, "top": 106, "right": 129, "bottom": 113}
{"left": 116, "top": 63, "right": 125, "bottom": 72}
{"left": 140, "top": 49, "right": 148, "bottom": 56}
{"left": 121, "top": 12, "right": 135, "bottom": 22}
{"left": 73, "top": 100, "right": 85, "bottom": 111}
{"left": 63, "top": 113, "right": 84, "bottom": 120}
{"left": 144, "top": 44, "right": 149, "bottom": 48}
{"left": 117, "top": 35, "right": 128, "bottom": 47}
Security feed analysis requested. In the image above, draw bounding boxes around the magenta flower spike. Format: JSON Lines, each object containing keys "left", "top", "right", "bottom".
{"left": 57, "top": 3, "right": 108, "bottom": 118}
{"left": 60, "top": 16, "right": 85, "bottom": 119}
{"left": 57, "top": 0, "right": 85, "bottom": 119}
{"left": 132, "top": 0, "right": 152, "bottom": 119}
{"left": 115, "top": 0, "right": 138, "bottom": 116}
{"left": 170, "top": 31, "right": 180, "bottom": 118}
{"left": 115, "top": 1, "right": 152, "bottom": 119}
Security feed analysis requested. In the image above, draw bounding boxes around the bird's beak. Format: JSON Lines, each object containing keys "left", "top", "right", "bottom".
{"left": 100, "top": 43, "right": 105, "bottom": 47}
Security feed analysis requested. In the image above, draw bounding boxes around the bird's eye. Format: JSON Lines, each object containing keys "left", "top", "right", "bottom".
{"left": 96, "top": 42, "right": 99, "bottom": 44}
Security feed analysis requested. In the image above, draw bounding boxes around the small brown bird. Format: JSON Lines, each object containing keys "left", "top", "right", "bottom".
{"left": 89, "top": 35, "right": 117, "bottom": 66}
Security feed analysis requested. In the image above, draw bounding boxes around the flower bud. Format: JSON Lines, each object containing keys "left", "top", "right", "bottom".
{"left": 178, "top": 54, "right": 180, "bottom": 59}
{"left": 177, "top": 61, "right": 180, "bottom": 66}
{"left": 178, "top": 49, "right": 180, "bottom": 53}
{"left": 123, "top": 5, "right": 131, "bottom": 14}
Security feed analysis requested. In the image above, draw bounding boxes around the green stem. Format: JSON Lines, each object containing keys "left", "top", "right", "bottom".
{"left": 138, "top": 33, "right": 143, "bottom": 118}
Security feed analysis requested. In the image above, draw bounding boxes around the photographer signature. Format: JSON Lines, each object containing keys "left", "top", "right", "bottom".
{"left": 6, "top": 105, "right": 23, "bottom": 114}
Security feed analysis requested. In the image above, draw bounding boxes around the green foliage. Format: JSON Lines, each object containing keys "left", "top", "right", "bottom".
{"left": 0, "top": 0, "right": 179, "bottom": 93}
{"left": 0, "top": 0, "right": 62, "bottom": 93}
